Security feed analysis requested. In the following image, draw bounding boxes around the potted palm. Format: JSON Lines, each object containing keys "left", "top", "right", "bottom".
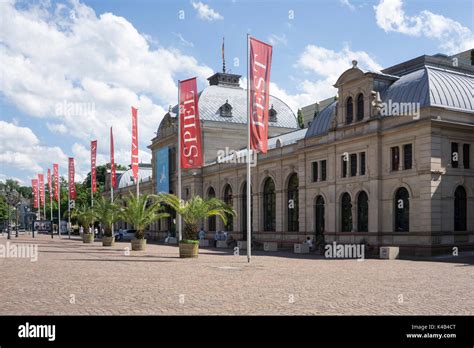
{"left": 73, "top": 205, "right": 95, "bottom": 243}
{"left": 156, "top": 194, "right": 236, "bottom": 258}
{"left": 119, "top": 193, "right": 169, "bottom": 251}
{"left": 94, "top": 196, "right": 119, "bottom": 246}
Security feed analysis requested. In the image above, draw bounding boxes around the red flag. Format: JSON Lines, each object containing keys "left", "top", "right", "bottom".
{"left": 179, "top": 77, "right": 203, "bottom": 168}
{"left": 47, "top": 168, "right": 52, "bottom": 199}
{"left": 249, "top": 37, "right": 272, "bottom": 154}
{"left": 68, "top": 157, "right": 76, "bottom": 199}
{"left": 131, "top": 107, "right": 139, "bottom": 180}
{"left": 38, "top": 174, "right": 45, "bottom": 206}
{"left": 32, "top": 179, "right": 38, "bottom": 209}
{"left": 53, "top": 164, "right": 59, "bottom": 201}
{"left": 110, "top": 127, "right": 116, "bottom": 189}
{"left": 91, "top": 140, "right": 97, "bottom": 193}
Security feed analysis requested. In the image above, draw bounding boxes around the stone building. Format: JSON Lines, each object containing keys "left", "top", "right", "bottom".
{"left": 108, "top": 49, "right": 474, "bottom": 256}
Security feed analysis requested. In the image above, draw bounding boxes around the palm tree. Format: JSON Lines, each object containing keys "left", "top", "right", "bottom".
{"left": 94, "top": 196, "right": 119, "bottom": 237}
{"left": 156, "top": 193, "right": 236, "bottom": 241}
{"left": 119, "top": 193, "right": 169, "bottom": 240}
{"left": 72, "top": 204, "right": 95, "bottom": 233}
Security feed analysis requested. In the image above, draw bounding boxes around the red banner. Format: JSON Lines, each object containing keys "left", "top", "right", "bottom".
{"left": 91, "top": 140, "right": 97, "bottom": 193}
{"left": 68, "top": 157, "right": 76, "bottom": 199}
{"left": 179, "top": 77, "right": 203, "bottom": 168}
{"left": 53, "top": 163, "right": 59, "bottom": 201}
{"left": 32, "top": 179, "right": 38, "bottom": 209}
{"left": 249, "top": 37, "right": 272, "bottom": 154}
{"left": 131, "top": 107, "right": 139, "bottom": 180}
{"left": 110, "top": 127, "right": 116, "bottom": 189}
{"left": 38, "top": 174, "right": 45, "bottom": 206}
{"left": 47, "top": 168, "right": 52, "bottom": 199}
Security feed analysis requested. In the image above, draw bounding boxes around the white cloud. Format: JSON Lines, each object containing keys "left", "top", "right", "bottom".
{"left": 374, "top": 0, "right": 474, "bottom": 54}
{"left": 268, "top": 34, "right": 288, "bottom": 47}
{"left": 191, "top": 1, "right": 223, "bottom": 21}
{"left": 340, "top": 0, "right": 356, "bottom": 11}
{"left": 0, "top": 121, "right": 68, "bottom": 174}
{"left": 173, "top": 32, "right": 194, "bottom": 47}
{"left": 0, "top": 0, "right": 213, "bottom": 180}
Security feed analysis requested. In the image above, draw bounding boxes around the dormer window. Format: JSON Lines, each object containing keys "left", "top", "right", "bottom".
{"left": 269, "top": 105, "right": 277, "bottom": 122}
{"left": 356, "top": 93, "right": 364, "bottom": 121}
{"left": 346, "top": 97, "right": 353, "bottom": 124}
{"left": 219, "top": 100, "right": 232, "bottom": 117}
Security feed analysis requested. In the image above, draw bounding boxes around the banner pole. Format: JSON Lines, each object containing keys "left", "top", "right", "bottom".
{"left": 68, "top": 176, "right": 71, "bottom": 240}
{"left": 177, "top": 80, "right": 182, "bottom": 242}
{"left": 43, "top": 178, "right": 46, "bottom": 221}
{"left": 58, "top": 173, "right": 61, "bottom": 239}
{"left": 247, "top": 34, "right": 252, "bottom": 263}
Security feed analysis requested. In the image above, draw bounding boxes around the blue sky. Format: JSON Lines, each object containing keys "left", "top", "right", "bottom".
{"left": 0, "top": 0, "right": 473, "bottom": 184}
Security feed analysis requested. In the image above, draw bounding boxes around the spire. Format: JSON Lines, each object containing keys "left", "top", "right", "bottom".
{"left": 222, "top": 36, "right": 226, "bottom": 73}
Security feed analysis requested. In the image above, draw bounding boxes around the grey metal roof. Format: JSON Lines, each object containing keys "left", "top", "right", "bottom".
{"left": 305, "top": 101, "right": 337, "bottom": 138}
{"left": 167, "top": 85, "right": 297, "bottom": 129}
{"left": 118, "top": 167, "right": 152, "bottom": 189}
{"left": 381, "top": 66, "right": 474, "bottom": 112}
{"left": 268, "top": 128, "right": 307, "bottom": 148}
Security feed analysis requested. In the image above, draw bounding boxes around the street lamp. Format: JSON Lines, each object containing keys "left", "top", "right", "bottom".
{"left": 0, "top": 186, "right": 20, "bottom": 240}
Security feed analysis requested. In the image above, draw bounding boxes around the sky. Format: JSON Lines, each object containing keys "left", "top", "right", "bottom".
{"left": 0, "top": 0, "right": 473, "bottom": 185}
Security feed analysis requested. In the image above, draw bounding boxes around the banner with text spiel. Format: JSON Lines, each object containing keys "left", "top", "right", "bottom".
{"left": 131, "top": 107, "right": 139, "bottom": 180}
{"left": 179, "top": 77, "right": 203, "bottom": 168}
{"left": 47, "top": 168, "right": 52, "bottom": 199}
{"left": 53, "top": 164, "right": 59, "bottom": 201}
{"left": 38, "top": 173, "right": 45, "bottom": 206}
{"left": 110, "top": 127, "right": 116, "bottom": 189}
{"left": 68, "top": 157, "right": 76, "bottom": 199}
{"left": 32, "top": 179, "right": 38, "bottom": 209}
{"left": 91, "top": 140, "right": 97, "bottom": 193}
{"left": 249, "top": 37, "right": 272, "bottom": 154}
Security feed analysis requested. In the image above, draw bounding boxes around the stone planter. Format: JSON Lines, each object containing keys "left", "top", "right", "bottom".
{"left": 102, "top": 236, "right": 115, "bottom": 246}
{"left": 131, "top": 238, "right": 146, "bottom": 251}
{"left": 83, "top": 233, "right": 94, "bottom": 243}
{"left": 179, "top": 241, "right": 199, "bottom": 258}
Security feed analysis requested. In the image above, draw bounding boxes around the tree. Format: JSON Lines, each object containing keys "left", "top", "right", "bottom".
{"left": 94, "top": 196, "right": 119, "bottom": 237}
{"left": 297, "top": 108, "right": 304, "bottom": 129}
{"left": 72, "top": 205, "right": 96, "bottom": 232}
{"left": 156, "top": 194, "right": 235, "bottom": 241}
{"left": 118, "top": 193, "right": 169, "bottom": 240}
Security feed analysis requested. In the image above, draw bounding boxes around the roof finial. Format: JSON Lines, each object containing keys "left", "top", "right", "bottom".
{"left": 352, "top": 59, "right": 358, "bottom": 68}
{"left": 222, "top": 36, "right": 226, "bottom": 73}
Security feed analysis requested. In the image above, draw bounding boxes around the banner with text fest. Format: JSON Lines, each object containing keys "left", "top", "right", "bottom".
{"left": 249, "top": 37, "right": 272, "bottom": 154}
{"left": 38, "top": 174, "right": 45, "bottom": 206}
{"left": 68, "top": 157, "right": 76, "bottom": 199}
{"left": 91, "top": 140, "right": 97, "bottom": 193}
{"left": 47, "top": 168, "right": 52, "bottom": 199}
{"left": 179, "top": 77, "right": 203, "bottom": 168}
{"left": 53, "top": 164, "right": 59, "bottom": 201}
{"left": 131, "top": 107, "right": 139, "bottom": 180}
{"left": 32, "top": 179, "right": 38, "bottom": 209}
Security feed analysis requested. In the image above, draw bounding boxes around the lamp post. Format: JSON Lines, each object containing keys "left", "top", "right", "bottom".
{"left": 1, "top": 187, "right": 20, "bottom": 240}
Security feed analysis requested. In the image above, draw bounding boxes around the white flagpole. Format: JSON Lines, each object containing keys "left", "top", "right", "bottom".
{"left": 246, "top": 34, "right": 252, "bottom": 263}
{"left": 43, "top": 179, "right": 46, "bottom": 221}
{"left": 58, "top": 174, "right": 61, "bottom": 239}
{"left": 177, "top": 80, "right": 182, "bottom": 242}
{"left": 68, "top": 178, "right": 71, "bottom": 239}
{"left": 50, "top": 184, "right": 53, "bottom": 222}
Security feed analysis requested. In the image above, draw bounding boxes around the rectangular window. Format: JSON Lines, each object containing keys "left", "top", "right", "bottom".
{"left": 452, "top": 142, "right": 459, "bottom": 168}
{"left": 403, "top": 144, "right": 412, "bottom": 170}
{"left": 342, "top": 156, "right": 347, "bottom": 178}
{"left": 321, "top": 160, "right": 327, "bottom": 181}
{"left": 311, "top": 161, "right": 318, "bottom": 182}
{"left": 360, "top": 152, "right": 366, "bottom": 175}
{"left": 350, "top": 154, "right": 357, "bottom": 176}
{"left": 391, "top": 146, "right": 400, "bottom": 171}
{"left": 463, "top": 144, "right": 470, "bottom": 169}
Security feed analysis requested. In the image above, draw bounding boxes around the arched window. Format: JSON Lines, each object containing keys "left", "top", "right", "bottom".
{"left": 269, "top": 105, "right": 278, "bottom": 122}
{"left": 341, "top": 193, "right": 352, "bottom": 232}
{"left": 219, "top": 100, "right": 232, "bottom": 117}
{"left": 346, "top": 97, "right": 353, "bottom": 124}
{"left": 241, "top": 182, "right": 253, "bottom": 239}
{"left": 287, "top": 174, "right": 299, "bottom": 232}
{"left": 357, "top": 191, "right": 369, "bottom": 232}
{"left": 315, "top": 195, "right": 325, "bottom": 237}
{"left": 394, "top": 187, "right": 409, "bottom": 232}
{"left": 208, "top": 187, "right": 216, "bottom": 232}
{"left": 223, "top": 184, "right": 233, "bottom": 231}
{"left": 356, "top": 93, "right": 364, "bottom": 121}
{"left": 454, "top": 186, "right": 467, "bottom": 231}
{"left": 263, "top": 177, "right": 276, "bottom": 231}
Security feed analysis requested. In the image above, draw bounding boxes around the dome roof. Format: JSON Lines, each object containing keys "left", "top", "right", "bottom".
{"left": 117, "top": 167, "right": 152, "bottom": 189}
{"left": 305, "top": 101, "right": 337, "bottom": 138}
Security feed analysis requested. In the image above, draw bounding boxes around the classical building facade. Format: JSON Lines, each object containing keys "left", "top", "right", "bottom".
{"left": 109, "top": 50, "right": 474, "bottom": 256}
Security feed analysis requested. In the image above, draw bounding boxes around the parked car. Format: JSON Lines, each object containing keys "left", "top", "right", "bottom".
{"left": 114, "top": 229, "right": 136, "bottom": 241}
